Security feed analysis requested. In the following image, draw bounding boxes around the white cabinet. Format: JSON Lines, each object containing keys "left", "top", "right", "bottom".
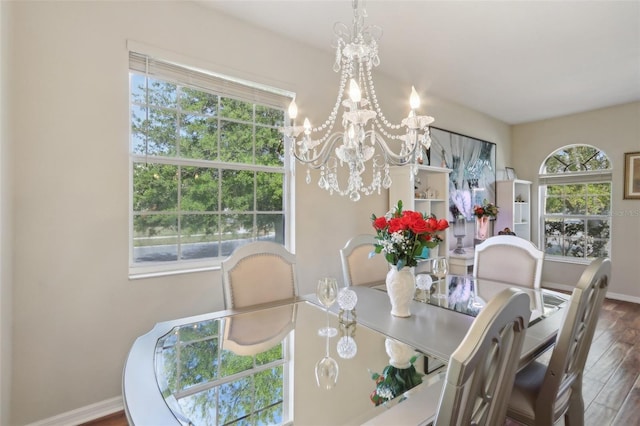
{"left": 495, "top": 179, "right": 532, "bottom": 241}
{"left": 389, "top": 165, "right": 451, "bottom": 273}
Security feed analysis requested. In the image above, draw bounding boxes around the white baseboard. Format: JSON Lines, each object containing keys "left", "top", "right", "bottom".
{"left": 26, "top": 396, "right": 123, "bottom": 426}
{"left": 542, "top": 282, "right": 640, "bottom": 304}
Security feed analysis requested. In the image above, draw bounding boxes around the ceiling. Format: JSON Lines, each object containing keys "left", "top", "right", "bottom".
{"left": 200, "top": 0, "right": 640, "bottom": 125}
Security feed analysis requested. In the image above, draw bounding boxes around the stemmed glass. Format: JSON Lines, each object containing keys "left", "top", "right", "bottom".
{"left": 432, "top": 258, "right": 449, "bottom": 300}
{"left": 316, "top": 277, "right": 338, "bottom": 337}
{"left": 315, "top": 333, "right": 339, "bottom": 390}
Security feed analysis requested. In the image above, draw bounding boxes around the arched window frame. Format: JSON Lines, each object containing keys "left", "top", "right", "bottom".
{"left": 538, "top": 144, "right": 612, "bottom": 264}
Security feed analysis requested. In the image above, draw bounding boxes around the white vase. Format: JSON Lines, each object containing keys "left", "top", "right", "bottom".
{"left": 384, "top": 338, "right": 415, "bottom": 368}
{"left": 385, "top": 267, "right": 416, "bottom": 317}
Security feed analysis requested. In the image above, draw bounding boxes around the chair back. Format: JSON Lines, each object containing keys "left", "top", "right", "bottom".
{"left": 535, "top": 257, "right": 610, "bottom": 422}
{"left": 340, "top": 234, "right": 389, "bottom": 287}
{"left": 435, "top": 288, "right": 530, "bottom": 426}
{"left": 473, "top": 235, "right": 544, "bottom": 288}
{"left": 221, "top": 241, "right": 298, "bottom": 309}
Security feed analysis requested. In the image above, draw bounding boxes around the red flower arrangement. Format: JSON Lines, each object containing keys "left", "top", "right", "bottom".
{"left": 371, "top": 200, "right": 449, "bottom": 270}
{"left": 473, "top": 200, "right": 499, "bottom": 218}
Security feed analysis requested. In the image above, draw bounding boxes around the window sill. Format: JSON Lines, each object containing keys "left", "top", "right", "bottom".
{"left": 129, "top": 260, "right": 221, "bottom": 280}
{"left": 543, "top": 255, "right": 592, "bottom": 266}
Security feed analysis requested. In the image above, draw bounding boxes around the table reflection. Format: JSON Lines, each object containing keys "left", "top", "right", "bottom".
{"left": 154, "top": 301, "right": 425, "bottom": 425}
{"left": 414, "top": 274, "right": 568, "bottom": 324}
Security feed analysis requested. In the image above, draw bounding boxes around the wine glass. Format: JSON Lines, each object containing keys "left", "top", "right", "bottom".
{"left": 432, "top": 258, "right": 449, "bottom": 300}
{"left": 315, "top": 333, "right": 339, "bottom": 390}
{"left": 316, "top": 277, "right": 338, "bottom": 337}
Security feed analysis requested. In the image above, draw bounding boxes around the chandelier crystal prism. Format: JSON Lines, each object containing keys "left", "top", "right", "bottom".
{"left": 282, "top": 0, "right": 434, "bottom": 202}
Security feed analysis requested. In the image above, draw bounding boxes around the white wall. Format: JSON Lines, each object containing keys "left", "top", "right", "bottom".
{"left": 512, "top": 102, "right": 640, "bottom": 300}
{"left": 6, "top": 1, "right": 512, "bottom": 424}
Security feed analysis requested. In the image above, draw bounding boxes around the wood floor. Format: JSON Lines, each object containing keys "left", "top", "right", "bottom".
{"left": 85, "top": 298, "right": 640, "bottom": 426}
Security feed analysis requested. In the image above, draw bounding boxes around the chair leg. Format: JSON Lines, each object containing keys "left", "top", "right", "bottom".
{"left": 564, "top": 393, "right": 584, "bottom": 426}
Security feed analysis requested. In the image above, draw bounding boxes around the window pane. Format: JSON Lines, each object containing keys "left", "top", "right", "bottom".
{"left": 132, "top": 214, "right": 178, "bottom": 262}
{"left": 564, "top": 194, "right": 586, "bottom": 215}
{"left": 179, "top": 338, "right": 219, "bottom": 389}
{"left": 130, "top": 105, "right": 148, "bottom": 155}
{"left": 255, "top": 127, "right": 284, "bottom": 166}
{"left": 221, "top": 170, "right": 254, "bottom": 211}
{"left": 257, "top": 214, "right": 284, "bottom": 243}
{"left": 564, "top": 219, "right": 586, "bottom": 258}
{"left": 130, "top": 73, "right": 147, "bottom": 104}
{"left": 180, "top": 214, "right": 220, "bottom": 260}
{"left": 256, "top": 172, "right": 283, "bottom": 211}
{"left": 218, "top": 376, "right": 252, "bottom": 424}
{"left": 220, "top": 97, "right": 253, "bottom": 121}
{"left": 587, "top": 219, "right": 610, "bottom": 258}
{"left": 179, "top": 87, "right": 218, "bottom": 115}
{"left": 255, "top": 104, "right": 285, "bottom": 127}
{"left": 254, "top": 366, "right": 283, "bottom": 410}
{"left": 147, "top": 106, "right": 178, "bottom": 156}
{"left": 221, "top": 213, "right": 254, "bottom": 241}
{"left": 220, "top": 121, "right": 253, "bottom": 163}
{"left": 133, "top": 163, "right": 178, "bottom": 212}
{"left": 181, "top": 167, "right": 219, "bottom": 211}
{"left": 148, "top": 78, "right": 177, "bottom": 108}
{"left": 545, "top": 196, "right": 564, "bottom": 214}
{"left": 544, "top": 218, "right": 565, "bottom": 256}
{"left": 179, "top": 114, "right": 218, "bottom": 160}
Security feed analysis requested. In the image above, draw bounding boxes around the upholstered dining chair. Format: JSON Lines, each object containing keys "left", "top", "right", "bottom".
{"left": 433, "top": 288, "right": 531, "bottom": 425}
{"left": 340, "top": 234, "right": 389, "bottom": 287}
{"left": 361, "top": 288, "right": 531, "bottom": 426}
{"left": 506, "top": 257, "right": 610, "bottom": 426}
{"left": 473, "top": 235, "right": 544, "bottom": 289}
{"left": 221, "top": 241, "right": 298, "bottom": 309}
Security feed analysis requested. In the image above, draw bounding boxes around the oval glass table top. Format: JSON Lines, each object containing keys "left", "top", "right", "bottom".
{"left": 154, "top": 301, "right": 426, "bottom": 426}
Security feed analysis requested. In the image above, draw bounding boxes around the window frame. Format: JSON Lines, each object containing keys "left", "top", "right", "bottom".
{"left": 128, "top": 48, "right": 295, "bottom": 279}
{"left": 538, "top": 145, "right": 612, "bottom": 265}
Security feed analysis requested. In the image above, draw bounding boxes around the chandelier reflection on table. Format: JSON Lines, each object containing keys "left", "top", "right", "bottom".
{"left": 282, "top": 0, "right": 434, "bottom": 201}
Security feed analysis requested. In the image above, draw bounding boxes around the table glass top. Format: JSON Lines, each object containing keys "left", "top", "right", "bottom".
{"left": 154, "top": 301, "right": 426, "bottom": 426}
{"left": 412, "top": 274, "right": 568, "bottom": 323}
{"left": 373, "top": 273, "right": 568, "bottom": 324}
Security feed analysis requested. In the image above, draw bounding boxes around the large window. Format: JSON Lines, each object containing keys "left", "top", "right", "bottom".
{"left": 129, "top": 52, "right": 293, "bottom": 276}
{"left": 539, "top": 145, "right": 612, "bottom": 261}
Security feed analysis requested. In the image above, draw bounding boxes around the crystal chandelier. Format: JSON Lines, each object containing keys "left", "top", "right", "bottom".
{"left": 282, "top": 0, "right": 434, "bottom": 201}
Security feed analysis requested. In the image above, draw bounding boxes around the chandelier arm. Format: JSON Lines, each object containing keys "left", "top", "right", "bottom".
{"left": 290, "top": 132, "right": 347, "bottom": 169}
{"left": 367, "top": 131, "right": 420, "bottom": 166}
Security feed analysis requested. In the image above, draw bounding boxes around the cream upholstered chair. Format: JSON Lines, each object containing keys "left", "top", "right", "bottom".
{"left": 506, "top": 257, "right": 610, "bottom": 426}
{"left": 473, "top": 235, "right": 544, "bottom": 289}
{"left": 340, "top": 234, "right": 389, "bottom": 287}
{"left": 221, "top": 241, "right": 298, "bottom": 309}
{"left": 433, "top": 288, "right": 531, "bottom": 425}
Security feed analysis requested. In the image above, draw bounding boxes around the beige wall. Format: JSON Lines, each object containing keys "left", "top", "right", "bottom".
{"left": 6, "top": 1, "right": 511, "bottom": 424}
{"left": 512, "top": 102, "right": 640, "bottom": 300}
{"left": 1, "top": 0, "right": 14, "bottom": 424}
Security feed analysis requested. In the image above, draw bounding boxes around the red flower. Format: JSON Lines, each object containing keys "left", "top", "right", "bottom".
{"left": 373, "top": 216, "right": 388, "bottom": 230}
{"left": 388, "top": 217, "right": 406, "bottom": 233}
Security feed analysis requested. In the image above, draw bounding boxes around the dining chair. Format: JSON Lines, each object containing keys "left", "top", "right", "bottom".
{"left": 433, "top": 287, "right": 531, "bottom": 425}
{"left": 340, "top": 234, "right": 389, "bottom": 287}
{"left": 473, "top": 235, "right": 544, "bottom": 289}
{"left": 506, "top": 257, "right": 610, "bottom": 426}
{"left": 221, "top": 241, "right": 298, "bottom": 309}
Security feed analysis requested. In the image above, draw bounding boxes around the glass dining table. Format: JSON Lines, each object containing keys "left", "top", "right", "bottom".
{"left": 123, "top": 275, "right": 569, "bottom": 426}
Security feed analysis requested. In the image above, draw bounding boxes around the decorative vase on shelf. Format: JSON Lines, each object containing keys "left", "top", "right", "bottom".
{"left": 475, "top": 216, "right": 490, "bottom": 245}
{"left": 385, "top": 267, "right": 416, "bottom": 318}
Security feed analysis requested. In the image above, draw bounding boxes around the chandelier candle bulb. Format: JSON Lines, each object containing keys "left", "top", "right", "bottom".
{"left": 288, "top": 99, "right": 298, "bottom": 119}
{"left": 349, "top": 79, "right": 362, "bottom": 103}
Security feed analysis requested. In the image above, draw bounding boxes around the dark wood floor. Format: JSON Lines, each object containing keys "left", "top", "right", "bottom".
{"left": 85, "top": 298, "right": 640, "bottom": 426}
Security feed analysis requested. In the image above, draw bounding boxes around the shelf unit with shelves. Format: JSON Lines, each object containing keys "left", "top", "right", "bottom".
{"left": 495, "top": 179, "right": 532, "bottom": 241}
{"left": 389, "top": 165, "right": 451, "bottom": 274}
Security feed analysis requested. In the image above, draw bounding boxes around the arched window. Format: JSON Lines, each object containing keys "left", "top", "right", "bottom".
{"left": 539, "top": 145, "right": 612, "bottom": 261}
